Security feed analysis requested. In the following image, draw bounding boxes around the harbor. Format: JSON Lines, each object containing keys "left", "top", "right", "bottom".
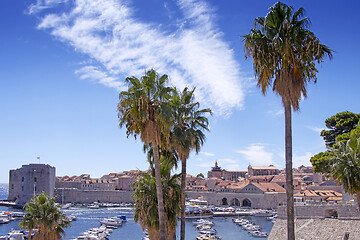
{"left": 0, "top": 204, "right": 275, "bottom": 240}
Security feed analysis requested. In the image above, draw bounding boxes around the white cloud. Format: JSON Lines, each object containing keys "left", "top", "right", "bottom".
{"left": 29, "top": 0, "right": 246, "bottom": 116}
{"left": 217, "top": 158, "right": 237, "bottom": 164}
{"left": 236, "top": 144, "right": 275, "bottom": 166}
{"left": 75, "top": 66, "right": 125, "bottom": 90}
{"left": 267, "top": 108, "right": 284, "bottom": 118}
{"left": 195, "top": 162, "right": 214, "bottom": 168}
{"left": 293, "top": 152, "right": 313, "bottom": 168}
{"left": 200, "top": 151, "right": 215, "bottom": 157}
{"left": 307, "top": 126, "right": 324, "bottom": 134}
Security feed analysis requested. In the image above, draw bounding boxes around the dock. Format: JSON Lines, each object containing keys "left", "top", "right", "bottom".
{"left": 213, "top": 211, "right": 252, "bottom": 217}
{"left": 0, "top": 201, "right": 23, "bottom": 209}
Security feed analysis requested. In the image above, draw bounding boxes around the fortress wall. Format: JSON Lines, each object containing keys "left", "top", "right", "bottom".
{"left": 277, "top": 205, "right": 360, "bottom": 219}
{"left": 55, "top": 188, "right": 133, "bottom": 204}
{"left": 55, "top": 188, "right": 286, "bottom": 208}
{"left": 185, "top": 191, "right": 286, "bottom": 209}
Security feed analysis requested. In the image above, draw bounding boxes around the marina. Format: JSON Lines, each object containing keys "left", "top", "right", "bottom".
{"left": 0, "top": 205, "right": 274, "bottom": 239}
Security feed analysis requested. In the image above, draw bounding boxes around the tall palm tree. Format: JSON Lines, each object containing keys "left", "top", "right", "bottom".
{"left": 170, "top": 87, "right": 211, "bottom": 240}
{"left": 133, "top": 148, "right": 181, "bottom": 240}
{"left": 118, "top": 69, "right": 173, "bottom": 240}
{"left": 330, "top": 136, "right": 360, "bottom": 209}
{"left": 19, "top": 192, "right": 70, "bottom": 240}
{"left": 242, "top": 2, "right": 332, "bottom": 239}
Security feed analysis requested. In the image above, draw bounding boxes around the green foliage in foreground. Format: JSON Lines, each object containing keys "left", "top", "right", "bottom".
{"left": 132, "top": 148, "right": 181, "bottom": 240}
{"left": 312, "top": 111, "right": 360, "bottom": 174}
{"left": 19, "top": 192, "right": 70, "bottom": 240}
{"left": 330, "top": 136, "right": 360, "bottom": 208}
{"left": 320, "top": 111, "right": 360, "bottom": 147}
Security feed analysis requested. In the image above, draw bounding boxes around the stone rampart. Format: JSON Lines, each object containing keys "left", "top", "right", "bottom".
{"left": 277, "top": 204, "right": 360, "bottom": 220}
{"left": 55, "top": 188, "right": 133, "bottom": 204}
{"left": 186, "top": 191, "right": 285, "bottom": 209}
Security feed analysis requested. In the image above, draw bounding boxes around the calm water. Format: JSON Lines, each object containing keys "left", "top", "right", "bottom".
{"left": 0, "top": 184, "right": 274, "bottom": 239}
{"left": 0, "top": 183, "right": 8, "bottom": 200}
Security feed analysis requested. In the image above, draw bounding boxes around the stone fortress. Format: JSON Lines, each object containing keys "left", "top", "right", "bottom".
{"left": 7, "top": 162, "right": 360, "bottom": 239}
{"left": 7, "top": 162, "right": 346, "bottom": 210}
{"left": 7, "top": 164, "right": 55, "bottom": 205}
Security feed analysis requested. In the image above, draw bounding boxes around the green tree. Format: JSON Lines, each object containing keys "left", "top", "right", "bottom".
{"left": 330, "top": 135, "right": 360, "bottom": 209}
{"left": 242, "top": 2, "right": 332, "bottom": 239}
{"left": 310, "top": 151, "right": 334, "bottom": 174}
{"left": 19, "top": 192, "right": 70, "bottom": 240}
{"left": 133, "top": 148, "right": 181, "bottom": 240}
{"left": 196, "top": 173, "right": 205, "bottom": 178}
{"left": 321, "top": 111, "right": 360, "bottom": 147}
{"left": 311, "top": 112, "right": 359, "bottom": 174}
{"left": 118, "top": 69, "right": 173, "bottom": 240}
{"left": 170, "top": 87, "right": 211, "bottom": 240}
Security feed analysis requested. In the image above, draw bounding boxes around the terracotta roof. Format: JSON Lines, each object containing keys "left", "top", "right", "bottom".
{"left": 83, "top": 179, "right": 113, "bottom": 184}
{"left": 294, "top": 190, "right": 342, "bottom": 197}
{"left": 271, "top": 175, "right": 286, "bottom": 183}
{"left": 326, "top": 196, "right": 342, "bottom": 201}
{"left": 252, "top": 182, "right": 286, "bottom": 192}
{"left": 249, "top": 175, "right": 275, "bottom": 182}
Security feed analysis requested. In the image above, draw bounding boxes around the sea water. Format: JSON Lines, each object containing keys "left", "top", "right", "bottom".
{"left": 0, "top": 184, "right": 274, "bottom": 239}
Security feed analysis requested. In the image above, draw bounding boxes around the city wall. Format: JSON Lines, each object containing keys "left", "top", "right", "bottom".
{"left": 277, "top": 204, "right": 360, "bottom": 220}
{"left": 54, "top": 188, "right": 286, "bottom": 208}
{"left": 186, "top": 191, "right": 286, "bottom": 209}
{"left": 55, "top": 188, "right": 133, "bottom": 204}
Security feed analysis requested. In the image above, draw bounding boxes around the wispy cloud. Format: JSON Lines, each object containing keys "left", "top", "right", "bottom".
{"left": 293, "top": 152, "right": 314, "bottom": 168}
{"left": 267, "top": 108, "right": 284, "bottom": 118}
{"left": 29, "top": 0, "right": 246, "bottom": 116}
{"left": 200, "top": 151, "right": 215, "bottom": 157}
{"left": 307, "top": 126, "right": 324, "bottom": 134}
{"left": 236, "top": 144, "right": 275, "bottom": 166}
{"left": 195, "top": 162, "right": 214, "bottom": 168}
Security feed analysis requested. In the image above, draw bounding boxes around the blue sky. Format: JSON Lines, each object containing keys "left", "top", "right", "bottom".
{"left": 0, "top": 0, "right": 359, "bottom": 183}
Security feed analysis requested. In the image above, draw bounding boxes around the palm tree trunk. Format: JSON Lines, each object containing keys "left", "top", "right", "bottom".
{"left": 152, "top": 144, "right": 166, "bottom": 240}
{"left": 284, "top": 100, "right": 295, "bottom": 240}
{"left": 180, "top": 158, "right": 187, "bottom": 240}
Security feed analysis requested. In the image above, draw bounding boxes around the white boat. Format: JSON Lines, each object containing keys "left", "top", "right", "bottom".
{"left": 185, "top": 205, "right": 213, "bottom": 219}
{"left": 88, "top": 204, "right": 100, "bottom": 209}
{"left": 0, "top": 230, "right": 24, "bottom": 240}
{"left": 99, "top": 217, "right": 122, "bottom": 227}
{"left": 66, "top": 215, "right": 77, "bottom": 222}
{"left": 252, "top": 209, "right": 275, "bottom": 217}
{"left": 251, "top": 231, "right": 268, "bottom": 238}
{"left": 0, "top": 218, "right": 10, "bottom": 224}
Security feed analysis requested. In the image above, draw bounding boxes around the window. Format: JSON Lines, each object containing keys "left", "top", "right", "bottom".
{"left": 21, "top": 177, "right": 24, "bottom": 182}
{"left": 21, "top": 186, "right": 24, "bottom": 191}
{"left": 34, "top": 177, "right": 37, "bottom": 182}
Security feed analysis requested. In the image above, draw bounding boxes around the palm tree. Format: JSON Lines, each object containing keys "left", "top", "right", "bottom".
{"left": 133, "top": 148, "right": 181, "bottom": 240}
{"left": 118, "top": 69, "right": 173, "bottom": 240}
{"left": 242, "top": 2, "right": 332, "bottom": 239}
{"left": 170, "top": 87, "right": 211, "bottom": 240}
{"left": 330, "top": 136, "right": 360, "bottom": 209}
{"left": 19, "top": 192, "right": 70, "bottom": 240}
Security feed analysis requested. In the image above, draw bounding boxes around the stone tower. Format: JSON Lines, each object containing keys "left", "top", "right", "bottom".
{"left": 8, "top": 164, "right": 55, "bottom": 205}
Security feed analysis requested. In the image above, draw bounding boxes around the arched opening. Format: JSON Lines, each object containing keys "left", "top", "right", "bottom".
{"left": 230, "top": 198, "right": 240, "bottom": 206}
{"left": 325, "top": 209, "right": 338, "bottom": 219}
{"left": 221, "top": 198, "right": 228, "bottom": 205}
{"left": 242, "top": 199, "right": 251, "bottom": 207}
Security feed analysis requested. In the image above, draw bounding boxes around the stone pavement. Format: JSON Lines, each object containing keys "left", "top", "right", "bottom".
{"left": 268, "top": 218, "right": 360, "bottom": 240}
